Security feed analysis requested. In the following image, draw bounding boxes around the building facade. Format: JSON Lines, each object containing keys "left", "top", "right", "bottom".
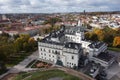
{"left": 38, "top": 23, "right": 115, "bottom": 68}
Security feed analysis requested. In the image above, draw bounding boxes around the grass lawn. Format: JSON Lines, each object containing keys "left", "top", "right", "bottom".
{"left": 108, "top": 47, "right": 120, "bottom": 52}
{"left": 6, "top": 52, "right": 32, "bottom": 67}
{"left": 13, "top": 69, "right": 81, "bottom": 80}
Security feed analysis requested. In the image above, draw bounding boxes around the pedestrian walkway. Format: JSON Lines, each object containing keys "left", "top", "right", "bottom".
{"left": 0, "top": 50, "right": 39, "bottom": 79}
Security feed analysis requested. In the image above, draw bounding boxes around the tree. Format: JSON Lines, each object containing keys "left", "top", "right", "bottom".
{"left": 14, "top": 34, "right": 30, "bottom": 52}
{"left": 14, "top": 38, "right": 23, "bottom": 52}
{"left": 94, "top": 28, "right": 105, "bottom": 41}
{"left": 23, "top": 42, "right": 30, "bottom": 52}
{"left": 28, "top": 38, "right": 37, "bottom": 50}
{"left": 44, "top": 17, "right": 62, "bottom": 28}
{"left": 90, "top": 32, "right": 98, "bottom": 41}
{"left": 85, "top": 32, "right": 90, "bottom": 40}
{"left": 85, "top": 32, "right": 98, "bottom": 41}
{"left": 113, "top": 36, "right": 120, "bottom": 48}
{"left": 13, "top": 34, "right": 19, "bottom": 39}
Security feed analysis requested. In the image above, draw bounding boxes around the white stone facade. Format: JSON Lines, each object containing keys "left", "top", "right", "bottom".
{"left": 38, "top": 25, "right": 113, "bottom": 68}
{"left": 38, "top": 42, "right": 82, "bottom": 68}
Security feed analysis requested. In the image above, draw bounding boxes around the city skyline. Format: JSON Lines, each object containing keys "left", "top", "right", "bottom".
{"left": 0, "top": 0, "right": 120, "bottom": 13}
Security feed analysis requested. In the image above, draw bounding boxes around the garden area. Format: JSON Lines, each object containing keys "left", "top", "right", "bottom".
{"left": 26, "top": 60, "right": 52, "bottom": 68}
{"left": 12, "top": 69, "right": 81, "bottom": 80}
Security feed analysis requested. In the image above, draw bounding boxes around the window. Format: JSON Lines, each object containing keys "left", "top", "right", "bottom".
{"left": 55, "top": 51, "right": 57, "bottom": 54}
{"left": 44, "top": 53, "right": 46, "bottom": 56}
{"left": 72, "top": 56, "right": 74, "bottom": 59}
{"left": 49, "top": 55, "right": 51, "bottom": 57}
{"left": 52, "top": 50, "right": 54, "bottom": 53}
{"left": 41, "top": 53, "right": 43, "bottom": 55}
{"left": 67, "top": 62, "right": 69, "bottom": 64}
{"left": 49, "top": 50, "right": 51, "bottom": 53}
{"left": 44, "top": 49, "right": 45, "bottom": 51}
{"left": 41, "top": 48, "right": 42, "bottom": 51}
{"left": 53, "top": 56, "right": 54, "bottom": 57}
{"left": 58, "top": 56, "right": 60, "bottom": 59}
{"left": 72, "top": 63, "right": 73, "bottom": 65}
{"left": 58, "top": 51, "right": 60, "bottom": 55}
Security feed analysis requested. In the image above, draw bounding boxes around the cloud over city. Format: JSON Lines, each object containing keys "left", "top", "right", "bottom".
{"left": 0, "top": 0, "right": 119, "bottom": 13}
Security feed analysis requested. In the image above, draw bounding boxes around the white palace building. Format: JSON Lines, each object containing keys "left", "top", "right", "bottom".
{"left": 38, "top": 21, "right": 115, "bottom": 68}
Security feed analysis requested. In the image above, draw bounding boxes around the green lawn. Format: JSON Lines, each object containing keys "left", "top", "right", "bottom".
{"left": 108, "top": 47, "right": 120, "bottom": 52}
{"left": 6, "top": 52, "right": 32, "bottom": 67}
{"left": 13, "top": 69, "right": 81, "bottom": 80}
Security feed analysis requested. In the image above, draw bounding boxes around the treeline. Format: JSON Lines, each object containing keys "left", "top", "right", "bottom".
{"left": 81, "top": 11, "right": 120, "bottom": 16}
{"left": 0, "top": 33, "right": 37, "bottom": 65}
{"left": 85, "top": 27, "right": 120, "bottom": 48}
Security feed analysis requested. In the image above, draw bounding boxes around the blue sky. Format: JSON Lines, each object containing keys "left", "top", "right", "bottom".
{"left": 0, "top": 0, "right": 120, "bottom": 13}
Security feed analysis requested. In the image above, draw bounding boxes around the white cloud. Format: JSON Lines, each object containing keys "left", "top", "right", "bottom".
{"left": 0, "top": 0, "right": 119, "bottom": 13}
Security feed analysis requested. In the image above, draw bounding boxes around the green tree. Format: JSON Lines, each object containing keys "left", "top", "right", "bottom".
{"left": 85, "top": 32, "right": 90, "bottom": 40}
{"left": 14, "top": 34, "right": 30, "bottom": 52}
{"left": 89, "top": 32, "right": 98, "bottom": 41}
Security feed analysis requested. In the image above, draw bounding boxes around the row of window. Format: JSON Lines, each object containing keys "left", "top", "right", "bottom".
{"left": 41, "top": 52, "right": 74, "bottom": 60}
{"left": 41, "top": 53, "right": 55, "bottom": 58}
{"left": 67, "top": 62, "right": 76, "bottom": 66}
{"left": 40, "top": 48, "right": 60, "bottom": 54}
{"left": 66, "top": 36, "right": 79, "bottom": 40}
{"left": 41, "top": 56, "right": 55, "bottom": 62}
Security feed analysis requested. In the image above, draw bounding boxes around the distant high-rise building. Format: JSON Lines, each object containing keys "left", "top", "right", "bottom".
{"left": 0, "top": 15, "right": 2, "bottom": 20}
{"left": 83, "top": 10, "right": 86, "bottom": 16}
{"left": 84, "top": 10, "right": 85, "bottom": 14}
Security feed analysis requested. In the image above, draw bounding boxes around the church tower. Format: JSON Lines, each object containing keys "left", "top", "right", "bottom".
{"left": 77, "top": 20, "right": 81, "bottom": 26}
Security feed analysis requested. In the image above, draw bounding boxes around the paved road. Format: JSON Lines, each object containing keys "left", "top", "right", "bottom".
{"left": 108, "top": 50, "right": 120, "bottom": 62}
{"left": 106, "top": 62, "right": 120, "bottom": 79}
{"left": 0, "top": 50, "right": 39, "bottom": 79}
{"left": 107, "top": 50, "right": 120, "bottom": 80}
{"left": 10, "top": 50, "right": 39, "bottom": 73}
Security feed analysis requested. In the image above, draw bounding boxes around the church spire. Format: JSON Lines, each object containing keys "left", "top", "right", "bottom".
{"left": 77, "top": 20, "right": 81, "bottom": 26}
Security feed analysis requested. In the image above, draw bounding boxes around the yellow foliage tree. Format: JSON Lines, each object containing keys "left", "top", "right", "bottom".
{"left": 113, "top": 36, "right": 120, "bottom": 47}
{"left": 94, "top": 28, "right": 105, "bottom": 41}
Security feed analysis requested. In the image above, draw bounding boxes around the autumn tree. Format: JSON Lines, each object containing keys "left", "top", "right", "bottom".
{"left": 85, "top": 32, "right": 98, "bottom": 41}
{"left": 89, "top": 32, "right": 98, "bottom": 41}
{"left": 85, "top": 32, "right": 90, "bottom": 40}
{"left": 94, "top": 28, "right": 105, "bottom": 41}
{"left": 113, "top": 36, "right": 120, "bottom": 48}
{"left": 14, "top": 34, "right": 37, "bottom": 52}
{"left": 28, "top": 38, "right": 37, "bottom": 50}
